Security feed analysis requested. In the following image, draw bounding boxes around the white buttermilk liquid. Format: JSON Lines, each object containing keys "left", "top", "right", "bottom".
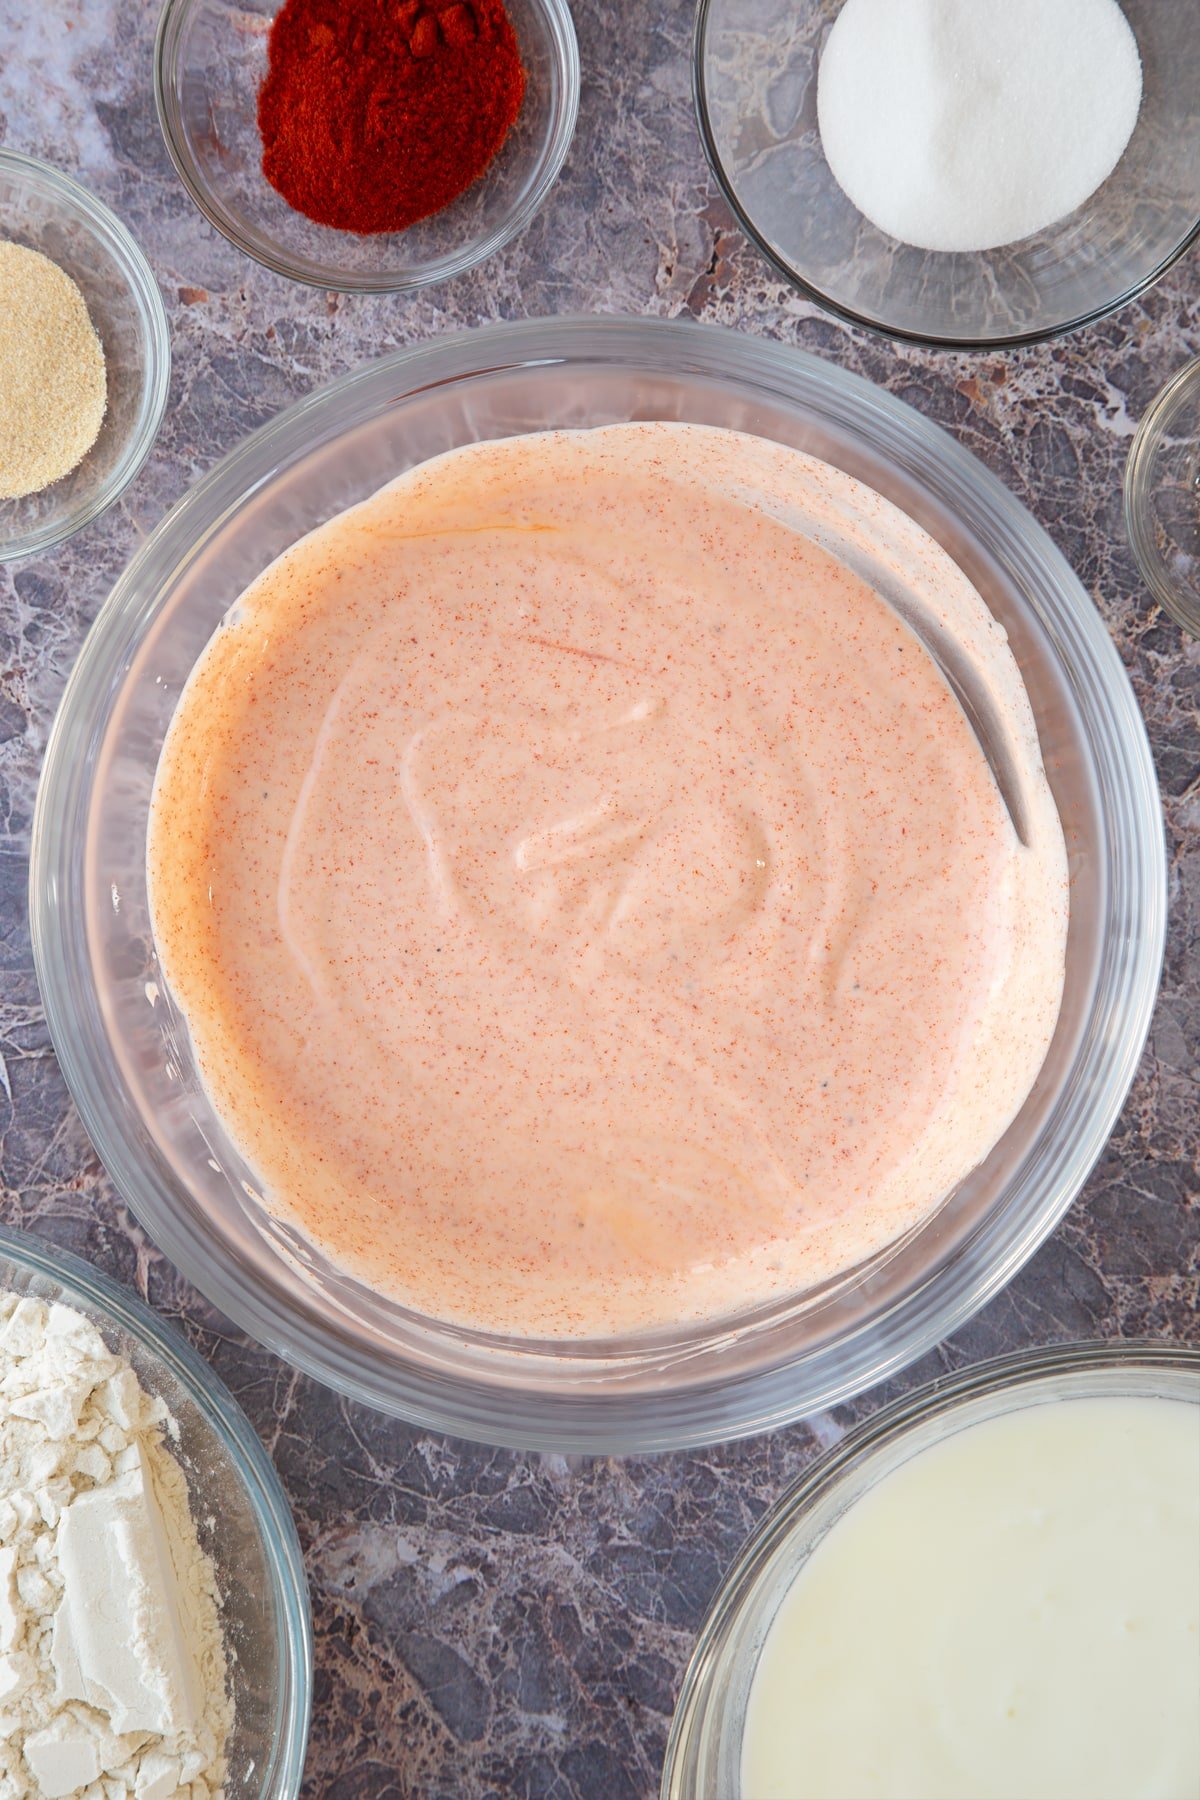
{"left": 741, "top": 1396, "right": 1200, "bottom": 1800}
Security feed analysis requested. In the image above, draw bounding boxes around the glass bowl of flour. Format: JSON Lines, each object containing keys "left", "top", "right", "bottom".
{"left": 694, "top": 0, "right": 1200, "bottom": 346}
{"left": 0, "top": 1226, "right": 311, "bottom": 1798}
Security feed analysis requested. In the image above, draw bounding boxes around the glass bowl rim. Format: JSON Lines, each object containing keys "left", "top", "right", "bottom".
{"left": 691, "top": 0, "right": 1200, "bottom": 352}
{"left": 29, "top": 313, "right": 1167, "bottom": 1451}
{"left": 0, "top": 148, "right": 172, "bottom": 564}
{"left": 153, "top": 0, "right": 581, "bottom": 293}
{"left": 0, "top": 1221, "right": 313, "bottom": 1796}
{"left": 1123, "top": 353, "right": 1200, "bottom": 634}
{"left": 660, "top": 1337, "right": 1200, "bottom": 1798}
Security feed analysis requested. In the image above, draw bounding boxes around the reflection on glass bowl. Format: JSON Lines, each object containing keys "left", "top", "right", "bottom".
{"left": 30, "top": 317, "right": 1165, "bottom": 1452}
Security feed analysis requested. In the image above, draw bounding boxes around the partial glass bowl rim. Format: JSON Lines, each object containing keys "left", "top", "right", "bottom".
{"left": 30, "top": 315, "right": 1167, "bottom": 1452}
{"left": 153, "top": 0, "right": 581, "bottom": 293}
{"left": 1124, "top": 354, "right": 1200, "bottom": 635}
{"left": 0, "top": 1222, "right": 313, "bottom": 1795}
{"left": 661, "top": 1338, "right": 1200, "bottom": 1798}
{"left": 0, "top": 149, "right": 171, "bottom": 563}
{"left": 691, "top": 0, "right": 1200, "bottom": 351}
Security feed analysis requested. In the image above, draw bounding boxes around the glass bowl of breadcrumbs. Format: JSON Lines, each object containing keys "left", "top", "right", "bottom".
{"left": 0, "top": 151, "right": 170, "bottom": 563}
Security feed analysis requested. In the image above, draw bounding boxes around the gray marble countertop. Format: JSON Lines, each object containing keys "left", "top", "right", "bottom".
{"left": 1, "top": 3, "right": 1197, "bottom": 1796}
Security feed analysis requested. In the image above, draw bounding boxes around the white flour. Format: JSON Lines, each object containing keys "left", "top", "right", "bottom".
{"left": 817, "top": 0, "right": 1144, "bottom": 253}
{"left": 0, "top": 1292, "right": 232, "bottom": 1800}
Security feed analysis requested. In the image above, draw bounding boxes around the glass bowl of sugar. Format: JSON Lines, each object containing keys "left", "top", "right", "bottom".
{"left": 694, "top": 0, "right": 1200, "bottom": 347}
{"left": 0, "top": 1225, "right": 311, "bottom": 1798}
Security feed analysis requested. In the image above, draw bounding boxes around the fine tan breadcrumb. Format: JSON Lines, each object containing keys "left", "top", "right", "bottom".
{"left": 0, "top": 240, "right": 107, "bottom": 500}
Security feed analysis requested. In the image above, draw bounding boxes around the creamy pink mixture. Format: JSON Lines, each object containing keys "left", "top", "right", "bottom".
{"left": 148, "top": 424, "right": 1068, "bottom": 1337}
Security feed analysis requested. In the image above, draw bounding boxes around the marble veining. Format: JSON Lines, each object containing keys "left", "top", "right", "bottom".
{"left": 0, "top": 2, "right": 1197, "bottom": 1795}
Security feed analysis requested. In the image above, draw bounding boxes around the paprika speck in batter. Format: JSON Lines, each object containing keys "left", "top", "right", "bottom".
{"left": 257, "top": 0, "right": 527, "bottom": 234}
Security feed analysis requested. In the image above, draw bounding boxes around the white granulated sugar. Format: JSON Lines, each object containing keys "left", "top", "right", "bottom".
{"left": 0, "top": 1292, "right": 232, "bottom": 1800}
{"left": 816, "top": 0, "right": 1144, "bottom": 253}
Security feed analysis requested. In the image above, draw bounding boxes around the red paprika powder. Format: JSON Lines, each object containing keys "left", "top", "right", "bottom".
{"left": 257, "top": 0, "right": 527, "bottom": 235}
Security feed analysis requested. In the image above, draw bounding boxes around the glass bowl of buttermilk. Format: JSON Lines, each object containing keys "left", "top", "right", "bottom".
{"left": 30, "top": 316, "right": 1165, "bottom": 1454}
{"left": 694, "top": 0, "right": 1200, "bottom": 347}
{"left": 0, "top": 1224, "right": 311, "bottom": 1797}
{"left": 662, "top": 1341, "right": 1200, "bottom": 1798}
{"left": 0, "top": 151, "right": 170, "bottom": 563}
{"left": 154, "top": 0, "right": 579, "bottom": 291}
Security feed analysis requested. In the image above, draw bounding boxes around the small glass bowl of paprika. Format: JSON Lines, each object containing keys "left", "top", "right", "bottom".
{"left": 154, "top": 0, "right": 579, "bottom": 291}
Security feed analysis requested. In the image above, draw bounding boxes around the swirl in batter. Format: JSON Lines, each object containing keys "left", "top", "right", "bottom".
{"left": 148, "top": 424, "right": 1068, "bottom": 1336}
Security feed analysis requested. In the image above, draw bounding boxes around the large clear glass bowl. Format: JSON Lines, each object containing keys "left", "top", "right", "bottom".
{"left": 0, "top": 1225, "right": 312, "bottom": 1797}
{"left": 694, "top": 0, "right": 1200, "bottom": 348}
{"left": 29, "top": 317, "right": 1165, "bottom": 1452}
{"left": 154, "top": 0, "right": 579, "bottom": 292}
{"left": 661, "top": 1341, "right": 1199, "bottom": 1798}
